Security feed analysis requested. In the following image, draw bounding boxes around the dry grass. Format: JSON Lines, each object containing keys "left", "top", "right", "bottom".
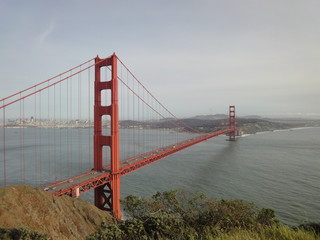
{"left": 0, "top": 185, "right": 113, "bottom": 240}
{"left": 215, "top": 225, "right": 320, "bottom": 240}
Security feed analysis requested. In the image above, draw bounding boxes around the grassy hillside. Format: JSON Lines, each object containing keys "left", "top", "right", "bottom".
{"left": 0, "top": 185, "right": 113, "bottom": 240}
{"left": 0, "top": 186, "right": 318, "bottom": 239}
{"left": 236, "top": 118, "right": 291, "bottom": 134}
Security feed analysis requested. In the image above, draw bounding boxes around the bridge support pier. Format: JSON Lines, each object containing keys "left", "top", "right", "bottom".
{"left": 229, "top": 106, "right": 236, "bottom": 141}
{"left": 94, "top": 53, "right": 122, "bottom": 219}
{"left": 94, "top": 183, "right": 111, "bottom": 211}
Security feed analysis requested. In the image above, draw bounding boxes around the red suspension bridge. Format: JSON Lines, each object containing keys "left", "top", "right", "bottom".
{"left": 0, "top": 53, "right": 238, "bottom": 219}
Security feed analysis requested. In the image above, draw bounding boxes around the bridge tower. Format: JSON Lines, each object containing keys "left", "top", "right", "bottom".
{"left": 94, "top": 53, "right": 121, "bottom": 219}
{"left": 229, "top": 105, "right": 236, "bottom": 141}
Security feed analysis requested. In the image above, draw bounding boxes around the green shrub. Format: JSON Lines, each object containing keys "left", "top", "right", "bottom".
{"left": 87, "top": 223, "right": 122, "bottom": 240}
{"left": 215, "top": 225, "right": 319, "bottom": 240}
{"left": 119, "top": 218, "right": 146, "bottom": 239}
{"left": 0, "top": 227, "right": 47, "bottom": 240}
{"left": 198, "top": 199, "right": 257, "bottom": 231}
{"left": 256, "top": 208, "right": 279, "bottom": 226}
{"left": 298, "top": 222, "right": 320, "bottom": 235}
{"left": 88, "top": 190, "right": 317, "bottom": 240}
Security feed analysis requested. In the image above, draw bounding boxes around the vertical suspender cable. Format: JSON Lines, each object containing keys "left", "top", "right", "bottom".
{"left": 70, "top": 71, "right": 73, "bottom": 176}
{"left": 47, "top": 82, "right": 50, "bottom": 182}
{"left": 120, "top": 63, "right": 124, "bottom": 161}
{"left": 126, "top": 70, "right": 130, "bottom": 157}
{"left": 19, "top": 93, "right": 23, "bottom": 183}
{"left": 22, "top": 98, "right": 25, "bottom": 183}
{"left": 142, "top": 86, "right": 145, "bottom": 152}
{"left": 132, "top": 74, "right": 135, "bottom": 156}
{"left": 54, "top": 84, "right": 56, "bottom": 181}
{"left": 34, "top": 88, "right": 37, "bottom": 185}
{"left": 39, "top": 91, "right": 42, "bottom": 185}
{"left": 66, "top": 75, "right": 70, "bottom": 177}
{"left": 59, "top": 77, "right": 62, "bottom": 180}
{"left": 144, "top": 88, "right": 146, "bottom": 152}
{"left": 136, "top": 76, "right": 138, "bottom": 155}
{"left": 157, "top": 100, "right": 160, "bottom": 148}
{"left": 88, "top": 64, "right": 91, "bottom": 169}
{"left": 2, "top": 102, "right": 6, "bottom": 187}
{"left": 78, "top": 68, "right": 82, "bottom": 172}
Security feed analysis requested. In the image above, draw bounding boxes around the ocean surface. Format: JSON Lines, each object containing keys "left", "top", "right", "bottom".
{"left": 1, "top": 127, "right": 319, "bottom": 226}
{"left": 116, "top": 127, "right": 320, "bottom": 226}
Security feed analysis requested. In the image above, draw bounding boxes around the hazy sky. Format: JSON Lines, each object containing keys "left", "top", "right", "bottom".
{"left": 1, "top": 0, "right": 319, "bottom": 118}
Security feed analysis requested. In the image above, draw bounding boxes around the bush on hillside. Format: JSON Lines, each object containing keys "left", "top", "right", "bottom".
{"left": 87, "top": 190, "right": 281, "bottom": 240}
{"left": 0, "top": 227, "right": 47, "bottom": 240}
{"left": 298, "top": 222, "right": 320, "bottom": 235}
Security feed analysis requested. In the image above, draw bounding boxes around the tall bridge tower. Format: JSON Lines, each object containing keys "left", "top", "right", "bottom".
{"left": 0, "top": 52, "right": 238, "bottom": 220}
{"left": 229, "top": 105, "right": 236, "bottom": 141}
{"left": 94, "top": 53, "right": 121, "bottom": 219}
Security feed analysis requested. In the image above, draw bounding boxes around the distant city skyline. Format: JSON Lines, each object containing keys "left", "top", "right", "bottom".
{"left": 1, "top": 1, "right": 320, "bottom": 118}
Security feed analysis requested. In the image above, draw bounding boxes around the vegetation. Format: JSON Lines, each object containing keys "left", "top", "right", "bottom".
{"left": 214, "top": 225, "right": 319, "bottom": 240}
{"left": 120, "top": 117, "right": 297, "bottom": 134}
{"left": 297, "top": 223, "right": 320, "bottom": 235}
{"left": 87, "top": 190, "right": 320, "bottom": 240}
{"left": 0, "top": 227, "right": 47, "bottom": 240}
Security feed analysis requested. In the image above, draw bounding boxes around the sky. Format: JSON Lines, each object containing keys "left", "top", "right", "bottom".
{"left": 1, "top": 0, "right": 320, "bottom": 118}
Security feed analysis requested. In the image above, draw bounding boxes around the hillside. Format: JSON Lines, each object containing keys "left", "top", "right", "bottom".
{"left": 236, "top": 118, "right": 291, "bottom": 134}
{"left": 119, "top": 117, "right": 302, "bottom": 134}
{"left": 0, "top": 185, "right": 113, "bottom": 240}
{"left": 0, "top": 186, "right": 318, "bottom": 240}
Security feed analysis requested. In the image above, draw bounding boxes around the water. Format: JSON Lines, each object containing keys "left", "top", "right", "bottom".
{"left": 1, "top": 127, "right": 319, "bottom": 226}
{"left": 119, "top": 127, "right": 320, "bottom": 226}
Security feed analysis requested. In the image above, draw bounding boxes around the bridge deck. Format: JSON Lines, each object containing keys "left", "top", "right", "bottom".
{"left": 45, "top": 128, "right": 236, "bottom": 197}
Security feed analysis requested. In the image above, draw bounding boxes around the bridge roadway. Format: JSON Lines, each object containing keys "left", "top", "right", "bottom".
{"left": 44, "top": 128, "right": 235, "bottom": 197}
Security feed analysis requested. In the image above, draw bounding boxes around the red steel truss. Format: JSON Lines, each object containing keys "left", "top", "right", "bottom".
{"left": 43, "top": 53, "right": 238, "bottom": 219}
{"left": 2, "top": 50, "right": 239, "bottom": 220}
{"left": 93, "top": 53, "right": 121, "bottom": 219}
{"left": 45, "top": 128, "right": 237, "bottom": 202}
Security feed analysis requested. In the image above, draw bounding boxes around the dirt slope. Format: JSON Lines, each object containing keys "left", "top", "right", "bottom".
{"left": 0, "top": 185, "right": 113, "bottom": 240}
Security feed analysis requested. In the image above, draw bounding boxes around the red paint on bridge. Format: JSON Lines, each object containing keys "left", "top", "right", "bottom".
{"left": 45, "top": 128, "right": 235, "bottom": 198}
{"left": 1, "top": 53, "right": 238, "bottom": 219}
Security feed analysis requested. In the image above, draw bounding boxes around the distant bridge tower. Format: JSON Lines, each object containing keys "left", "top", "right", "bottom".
{"left": 229, "top": 105, "right": 236, "bottom": 141}
{"left": 94, "top": 53, "right": 121, "bottom": 219}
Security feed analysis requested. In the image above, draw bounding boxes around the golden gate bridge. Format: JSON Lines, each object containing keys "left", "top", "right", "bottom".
{"left": 0, "top": 53, "right": 237, "bottom": 219}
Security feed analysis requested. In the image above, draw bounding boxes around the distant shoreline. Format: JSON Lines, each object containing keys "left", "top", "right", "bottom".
{"left": 240, "top": 126, "right": 320, "bottom": 137}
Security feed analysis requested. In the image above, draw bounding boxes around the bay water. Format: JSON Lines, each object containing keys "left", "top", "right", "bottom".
{"left": 1, "top": 127, "right": 319, "bottom": 226}
{"left": 119, "top": 127, "right": 320, "bottom": 226}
